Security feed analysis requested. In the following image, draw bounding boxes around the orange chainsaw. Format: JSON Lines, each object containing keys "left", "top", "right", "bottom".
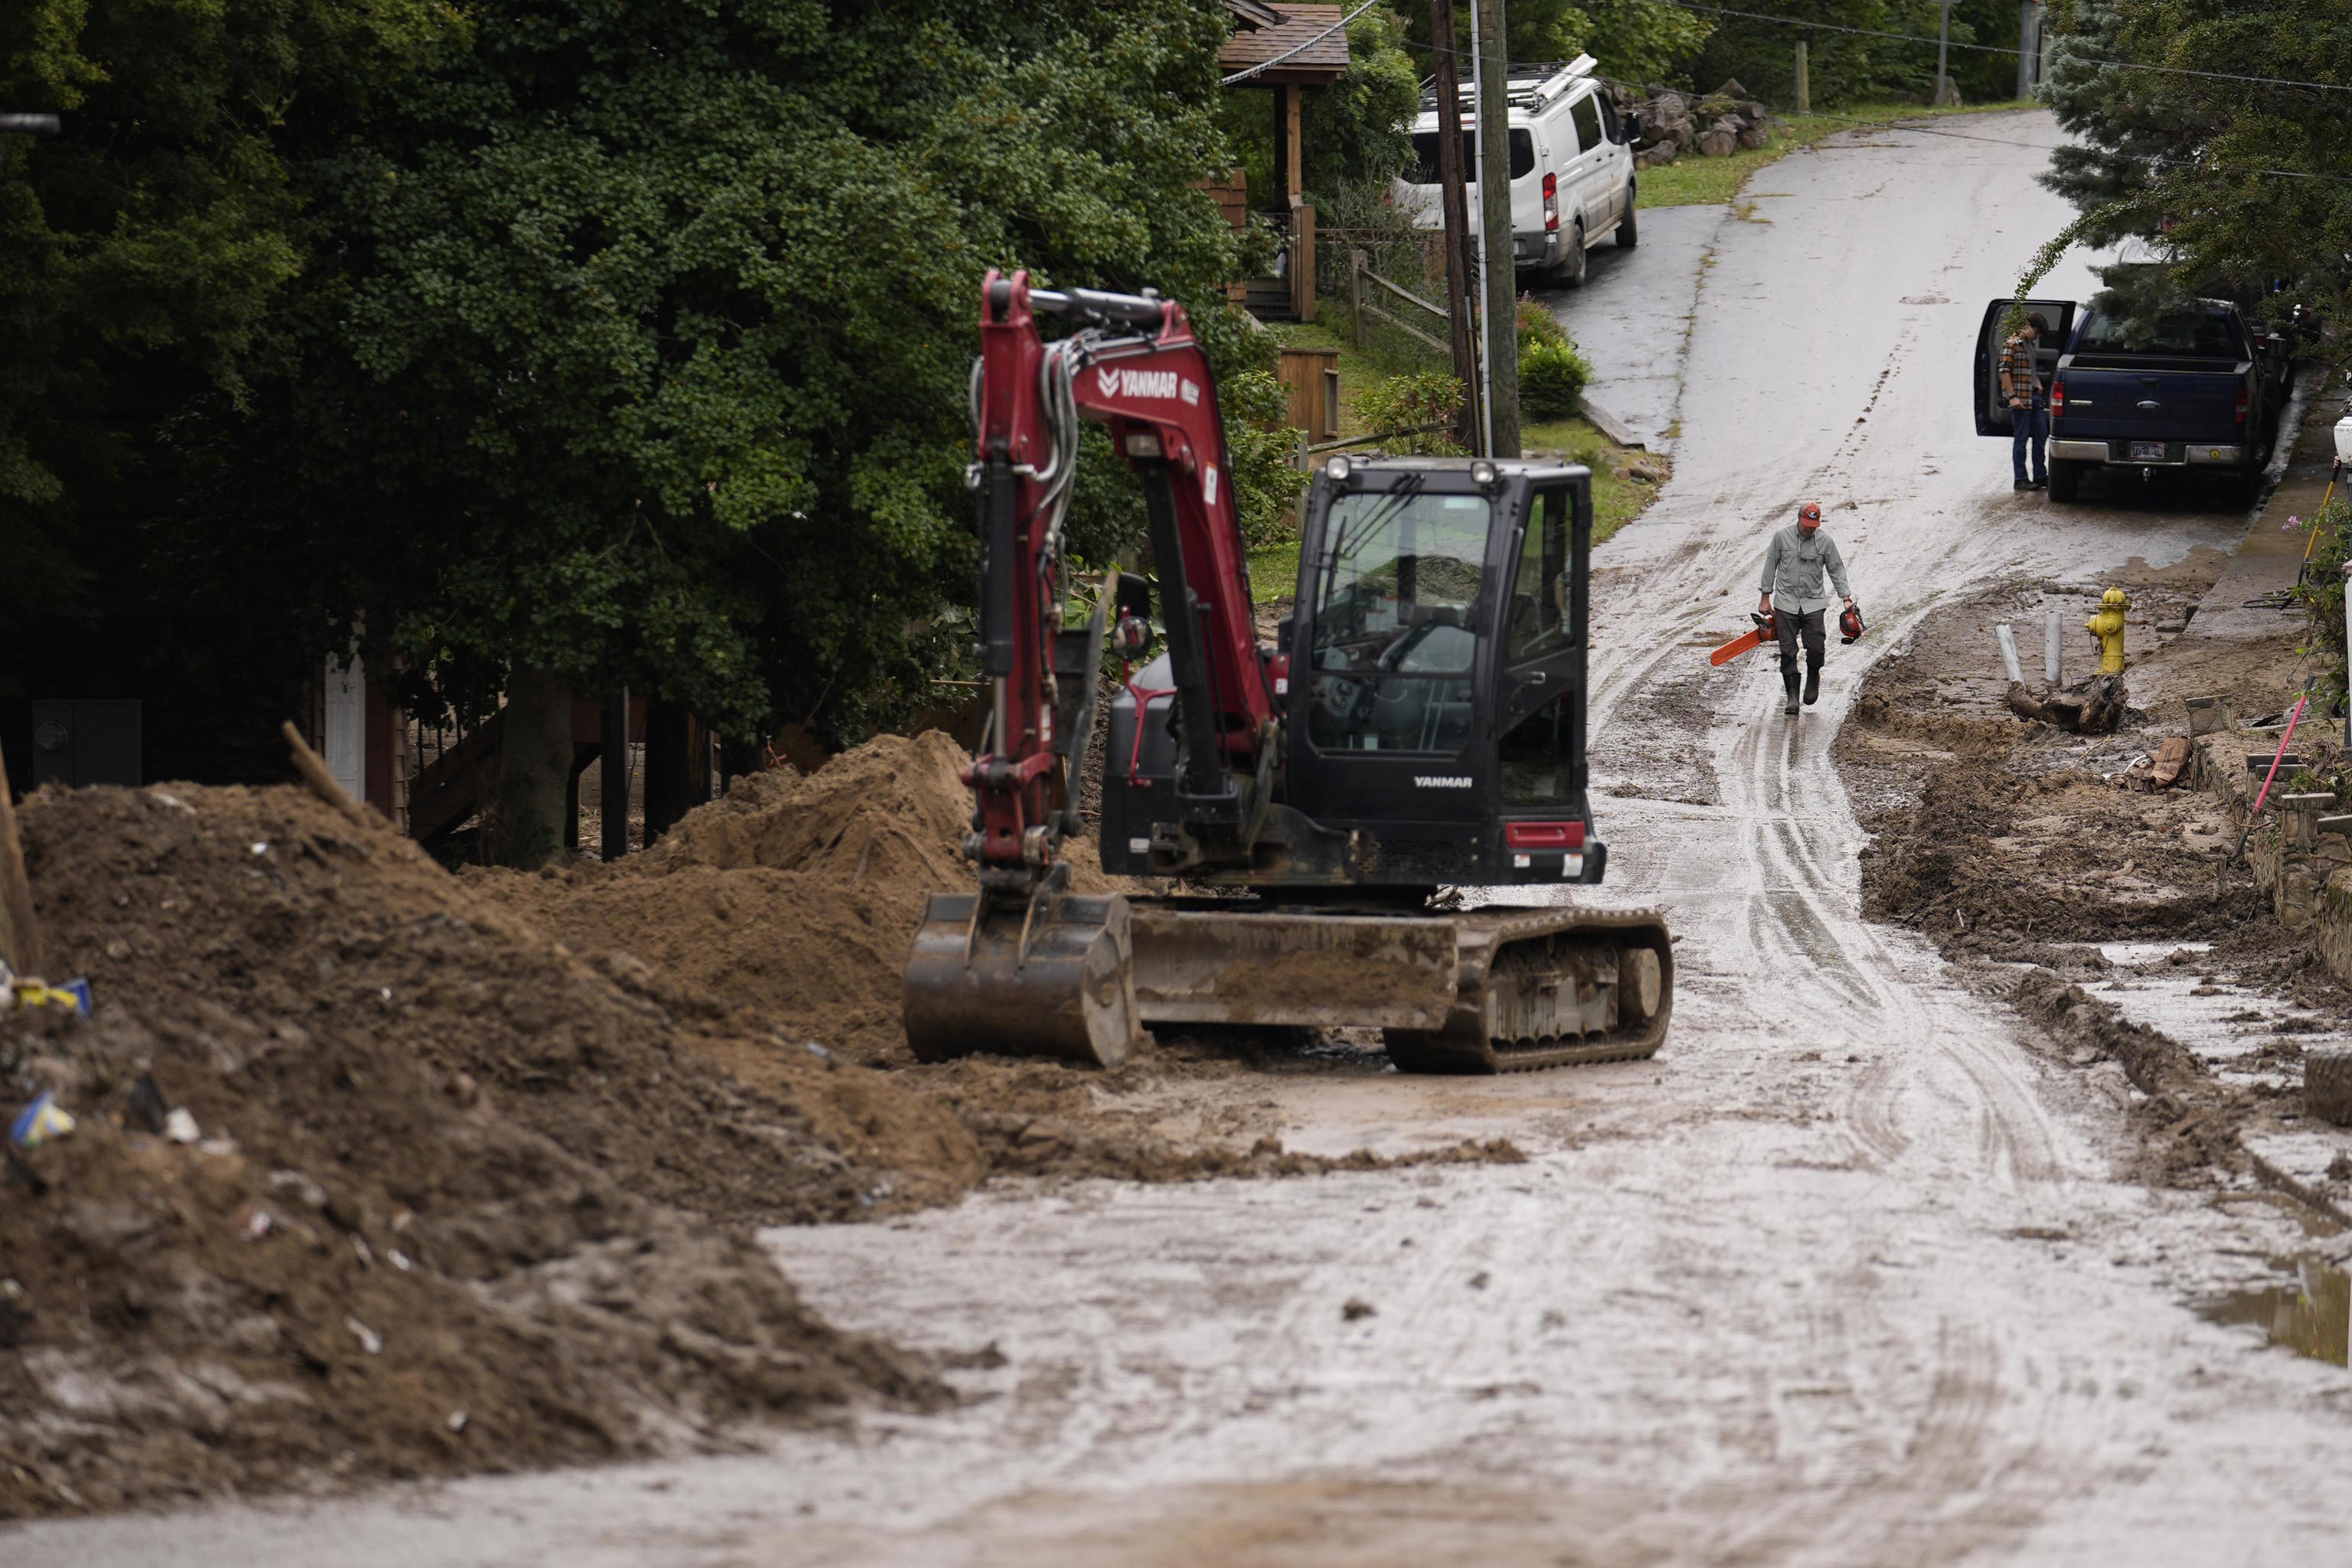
{"left": 1709, "top": 610, "right": 1778, "bottom": 667}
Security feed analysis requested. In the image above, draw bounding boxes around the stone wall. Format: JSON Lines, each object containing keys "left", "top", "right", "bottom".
{"left": 2194, "top": 733, "right": 2352, "bottom": 984}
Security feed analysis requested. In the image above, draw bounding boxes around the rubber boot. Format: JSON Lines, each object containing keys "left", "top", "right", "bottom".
{"left": 1803, "top": 664, "right": 1821, "bottom": 706}
{"left": 1782, "top": 670, "right": 1800, "bottom": 716}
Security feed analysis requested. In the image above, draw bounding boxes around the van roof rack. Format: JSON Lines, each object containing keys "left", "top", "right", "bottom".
{"left": 1419, "top": 55, "right": 1596, "bottom": 115}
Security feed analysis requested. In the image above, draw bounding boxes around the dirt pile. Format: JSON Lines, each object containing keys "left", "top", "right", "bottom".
{"left": 1852, "top": 757, "right": 2262, "bottom": 951}
{"left": 480, "top": 732, "right": 1135, "bottom": 1068}
{"left": 1, "top": 782, "right": 946, "bottom": 1521}
{"left": 479, "top": 736, "right": 1526, "bottom": 1187}
{"left": 479, "top": 733, "right": 972, "bottom": 1065}
{"left": 969, "top": 1113, "right": 1526, "bottom": 1181}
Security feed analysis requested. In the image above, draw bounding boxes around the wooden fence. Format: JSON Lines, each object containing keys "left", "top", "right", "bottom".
{"left": 1348, "top": 252, "right": 1455, "bottom": 358}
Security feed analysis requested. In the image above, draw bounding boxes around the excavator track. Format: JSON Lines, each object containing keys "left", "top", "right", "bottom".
{"left": 1125, "top": 900, "right": 1673, "bottom": 1074}
{"left": 1374, "top": 906, "right": 1674, "bottom": 1075}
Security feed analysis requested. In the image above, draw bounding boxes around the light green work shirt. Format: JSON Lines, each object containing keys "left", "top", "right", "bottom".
{"left": 1760, "top": 524, "right": 1851, "bottom": 615}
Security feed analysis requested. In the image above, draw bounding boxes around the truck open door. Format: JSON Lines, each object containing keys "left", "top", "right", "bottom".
{"left": 1974, "top": 299, "right": 2077, "bottom": 436}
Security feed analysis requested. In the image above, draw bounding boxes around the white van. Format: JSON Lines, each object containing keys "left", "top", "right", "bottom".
{"left": 1391, "top": 55, "right": 1638, "bottom": 287}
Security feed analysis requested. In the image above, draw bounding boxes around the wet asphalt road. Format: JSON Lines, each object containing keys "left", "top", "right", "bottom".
{"left": 19, "top": 113, "right": 2350, "bottom": 1566}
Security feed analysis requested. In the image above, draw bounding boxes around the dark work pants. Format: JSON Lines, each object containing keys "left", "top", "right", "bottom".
{"left": 1774, "top": 608, "right": 1826, "bottom": 694}
{"left": 2011, "top": 403, "right": 2046, "bottom": 483}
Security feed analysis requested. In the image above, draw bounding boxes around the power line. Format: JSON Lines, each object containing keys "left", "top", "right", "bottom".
{"left": 1795, "top": 111, "right": 2064, "bottom": 151}
{"left": 1671, "top": 2, "right": 2352, "bottom": 95}
{"left": 1221, "top": 0, "right": 1383, "bottom": 87}
{"left": 1796, "top": 109, "right": 2352, "bottom": 185}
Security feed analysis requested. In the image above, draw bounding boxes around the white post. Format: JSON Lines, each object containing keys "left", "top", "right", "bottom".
{"left": 1995, "top": 623, "right": 2025, "bottom": 685}
{"left": 322, "top": 652, "right": 366, "bottom": 803}
{"left": 1465, "top": 0, "right": 1494, "bottom": 458}
{"left": 2044, "top": 606, "right": 2062, "bottom": 686}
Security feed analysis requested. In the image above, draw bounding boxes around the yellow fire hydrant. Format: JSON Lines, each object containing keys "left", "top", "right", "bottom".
{"left": 2086, "top": 586, "right": 2129, "bottom": 675}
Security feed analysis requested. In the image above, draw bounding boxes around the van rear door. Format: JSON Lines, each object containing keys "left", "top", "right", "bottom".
{"left": 1974, "top": 299, "right": 2076, "bottom": 436}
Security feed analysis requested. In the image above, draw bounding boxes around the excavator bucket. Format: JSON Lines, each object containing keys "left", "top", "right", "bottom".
{"left": 903, "top": 890, "right": 1142, "bottom": 1068}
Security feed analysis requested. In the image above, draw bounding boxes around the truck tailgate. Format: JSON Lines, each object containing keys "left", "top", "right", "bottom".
{"left": 2056, "top": 363, "right": 2243, "bottom": 448}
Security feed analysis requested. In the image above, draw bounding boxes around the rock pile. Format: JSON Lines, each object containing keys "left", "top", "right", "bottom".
{"left": 1622, "top": 79, "right": 1774, "bottom": 168}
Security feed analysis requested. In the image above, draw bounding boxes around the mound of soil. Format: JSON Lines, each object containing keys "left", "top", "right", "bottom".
{"left": 481, "top": 733, "right": 969, "bottom": 1065}
{"left": 482, "top": 732, "right": 1129, "bottom": 1068}
{"left": 1837, "top": 580, "right": 2265, "bottom": 956}
{"left": 1852, "top": 758, "right": 2264, "bottom": 951}
{"left": 0, "top": 782, "right": 946, "bottom": 1521}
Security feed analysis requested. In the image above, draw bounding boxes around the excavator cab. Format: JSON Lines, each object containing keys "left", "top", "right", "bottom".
{"left": 904, "top": 273, "right": 1669, "bottom": 1073}
{"left": 1102, "top": 456, "right": 1602, "bottom": 893}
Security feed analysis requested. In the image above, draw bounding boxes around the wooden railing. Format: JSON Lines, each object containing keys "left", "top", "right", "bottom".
{"left": 1349, "top": 252, "right": 1453, "bottom": 358}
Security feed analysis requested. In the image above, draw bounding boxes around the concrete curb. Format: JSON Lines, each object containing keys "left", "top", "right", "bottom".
{"left": 1579, "top": 397, "right": 1646, "bottom": 452}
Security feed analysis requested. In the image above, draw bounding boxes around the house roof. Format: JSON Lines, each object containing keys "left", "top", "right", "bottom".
{"left": 1225, "top": 0, "right": 1287, "bottom": 29}
{"left": 1218, "top": 3, "right": 1352, "bottom": 87}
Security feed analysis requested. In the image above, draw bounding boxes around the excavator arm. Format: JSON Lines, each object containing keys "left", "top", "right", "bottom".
{"left": 906, "top": 271, "right": 1276, "bottom": 1066}
{"left": 967, "top": 270, "right": 1275, "bottom": 889}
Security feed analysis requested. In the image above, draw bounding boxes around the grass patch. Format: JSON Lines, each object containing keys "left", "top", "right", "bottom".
{"left": 1521, "top": 415, "right": 1664, "bottom": 548}
{"left": 1247, "top": 534, "right": 1303, "bottom": 605}
{"left": 1639, "top": 99, "right": 2038, "bottom": 209}
{"left": 1246, "top": 413, "right": 1659, "bottom": 603}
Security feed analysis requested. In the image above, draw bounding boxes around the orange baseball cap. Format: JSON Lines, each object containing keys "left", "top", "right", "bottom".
{"left": 1798, "top": 502, "right": 1822, "bottom": 524}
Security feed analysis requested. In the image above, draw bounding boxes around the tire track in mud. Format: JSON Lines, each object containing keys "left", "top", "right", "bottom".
{"left": 1569, "top": 298, "right": 2099, "bottom": 1552}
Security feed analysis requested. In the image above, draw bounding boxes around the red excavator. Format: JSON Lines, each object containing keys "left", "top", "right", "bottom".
{"left": 902, "top": 270, "right": 1672, "bottom": 1072}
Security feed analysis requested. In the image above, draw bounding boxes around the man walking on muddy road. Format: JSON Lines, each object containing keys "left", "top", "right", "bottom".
{"left": 1759, "top": 501, "right": 1854, "bottom": 717}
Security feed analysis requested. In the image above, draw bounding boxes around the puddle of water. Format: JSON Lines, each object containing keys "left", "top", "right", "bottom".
{"left": 2198, "top": 1258, "right": 2352, "bottom": 1367}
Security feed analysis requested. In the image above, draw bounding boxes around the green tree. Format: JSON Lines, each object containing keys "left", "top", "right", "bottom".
{"left": 1400, "top": 1, "right": 1713, "bottom": 96}
{"left": 0, "top": 0, "right": 453, "bottom": 782}
{"left": 2039, "top": 0, "right": 2352, "bottom": 332}
{"left": 1681, "top": 2, "right": 1966, "bottom": 104}
{"left": 272, "top": 0, "right": 1259, "bottom": 858}
{"left": 1508, "top": 1, "right": 1713, "bottom": 90}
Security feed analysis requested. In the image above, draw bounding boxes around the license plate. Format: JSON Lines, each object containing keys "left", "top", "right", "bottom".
{"left": 2129, "top": 441, "right": 2166, "bottom": 461}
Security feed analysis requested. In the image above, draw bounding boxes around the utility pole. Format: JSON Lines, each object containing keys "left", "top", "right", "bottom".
{"left": 1469, "top": 0, "right": 1518, "bottom": 457}
{"left": 2017, "top": 2, "right": 2041, "bottom": 100}
{"left": 1794, "top": 41, "right": 1810, "bottom": 114}
{"left": 1428, "top": 0, "right": 1482, "bottom": 455}
{"left": 1932, "top": 1, "right": 1956, "bottom": 106}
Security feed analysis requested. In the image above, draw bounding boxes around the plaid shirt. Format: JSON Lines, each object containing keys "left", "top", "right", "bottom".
{"left": 2000, "top": 332, "right": 2040, "bottom": 407}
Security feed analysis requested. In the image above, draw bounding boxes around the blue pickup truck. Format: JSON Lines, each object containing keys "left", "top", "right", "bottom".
{"left": 1975, "top": 296, "right": 2290, "bottom": 504}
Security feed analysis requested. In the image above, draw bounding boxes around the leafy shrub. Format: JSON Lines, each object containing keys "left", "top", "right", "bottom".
{"left": 1517, "top": 295, "right": 1569, "bottom": 350}
{"left": 1223, "top": 368, "right": 1309, "bottom": 550}
{"left": 1355, "top": 371, "right": 1465, "bottom": 456}
{"left": 2292, "top": 496, "right": 2349, "bottom": 724}
{"left": 1519, "top": 338, "right": 1590, "bottom": 420}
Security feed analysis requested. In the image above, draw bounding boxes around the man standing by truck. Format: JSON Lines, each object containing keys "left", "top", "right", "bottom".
{"left": 1758, "top": 502, "right": 1854, "bottom": 717}
{"left": 2001, "top": 312, "right": 2050, "bottom": 491}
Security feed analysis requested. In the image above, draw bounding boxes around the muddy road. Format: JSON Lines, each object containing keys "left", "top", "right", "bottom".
{"left": 25, "top": 113, "right": 2352, "bottom": 1565}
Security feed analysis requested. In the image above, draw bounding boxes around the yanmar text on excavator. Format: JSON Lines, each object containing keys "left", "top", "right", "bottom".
{"left": 902, "top": 271, "right": 1672, "bottom": 1073}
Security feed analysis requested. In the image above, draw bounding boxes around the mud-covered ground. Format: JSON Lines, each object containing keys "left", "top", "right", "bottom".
{"left": 23, "top": 113, "right": 2352, "bottom": 1566}
{"left": 2, "top": 737, "right": 1518, "bottom": 1521}
{"left": 1838, "top": 570, "right": 2352, "bottom": 1197}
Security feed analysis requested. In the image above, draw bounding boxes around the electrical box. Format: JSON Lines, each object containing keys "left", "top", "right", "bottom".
{"left": 30, "top": 700, "right": 142, "bottom": 787}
